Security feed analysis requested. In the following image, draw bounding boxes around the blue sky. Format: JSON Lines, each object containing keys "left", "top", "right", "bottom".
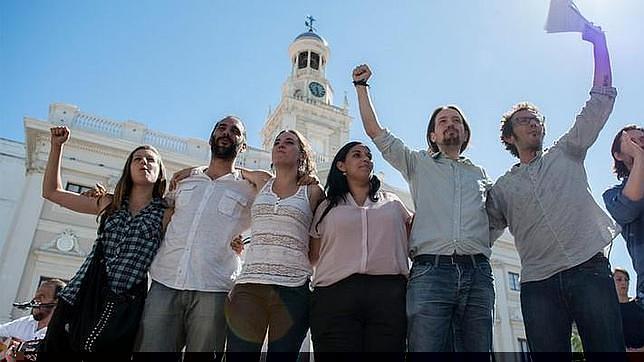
{"left": 2, "top": 0, "right": 642, "bottom": 294}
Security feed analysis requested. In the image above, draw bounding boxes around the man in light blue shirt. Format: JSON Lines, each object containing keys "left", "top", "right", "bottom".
{"left": 352, "top": 64, "right": 494, "bottom": 352}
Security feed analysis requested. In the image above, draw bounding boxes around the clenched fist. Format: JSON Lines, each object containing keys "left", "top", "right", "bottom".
{"left": 50, "top": 126, "right": 70, "bottom": 147}
{"left": 352, "top": 64, "right": 372, "bottom": 84}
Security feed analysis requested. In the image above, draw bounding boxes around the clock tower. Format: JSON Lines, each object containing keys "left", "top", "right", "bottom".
{"left": 261, "top": 18, "right": 351, "bottom": 169}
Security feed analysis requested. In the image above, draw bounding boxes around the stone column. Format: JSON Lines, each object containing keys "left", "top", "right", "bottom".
{"left": 0, "top": 171, "right": 45, "bottom": 322}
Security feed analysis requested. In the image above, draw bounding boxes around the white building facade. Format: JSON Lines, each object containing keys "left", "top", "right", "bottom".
{"left": 0, "top": 25, "right": 528, "bottom": 352}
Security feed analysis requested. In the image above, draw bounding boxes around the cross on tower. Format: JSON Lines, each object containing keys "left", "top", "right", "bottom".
{"left": 305, "top": 15, "right": 316, "bottom": 32}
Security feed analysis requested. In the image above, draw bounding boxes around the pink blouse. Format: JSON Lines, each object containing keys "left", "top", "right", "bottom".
{"left": 309, "top": 191, "right": 412, "bottom": 287}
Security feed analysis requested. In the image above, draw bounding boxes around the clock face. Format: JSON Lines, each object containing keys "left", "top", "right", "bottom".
{"left": 308, "top": 82, "right": 326, "bottom": 98}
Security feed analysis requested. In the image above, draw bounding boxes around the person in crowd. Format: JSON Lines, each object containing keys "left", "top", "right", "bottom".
{"left": 39, "top": 126, "right": 169, "bottom": 358}
{"left": 308, "top": 141, "right": 412, "bottom": 357}
{"left": 136, "top": 116, "right": 254, "bottom": 361}
{"left": 613, "top": 268, "right": 644, "bottom": 352}
{"left": 486, "top": 24, "right": 625, "bottom": 354}
{"left": 604, "top": 125, "right": 644, "bottom": 308}
{"left": 352, "top": 64, "right": 495, "bottom": 352}
{"left": 224, "top": 130, "right": 324, "bottom": 361}
{"left": 0, "top": 279, "right": 66, "bottom": 342}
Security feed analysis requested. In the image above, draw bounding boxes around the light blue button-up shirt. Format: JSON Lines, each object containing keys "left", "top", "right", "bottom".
{"left": 373, "top": 130, "right": 493, "bottom": 258}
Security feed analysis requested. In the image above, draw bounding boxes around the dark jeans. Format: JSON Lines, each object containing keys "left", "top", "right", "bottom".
{"left": 225, "top": 283, "right": 310, "bottom": 362}
{"left": 406, "top": 254, "right": 495, "bottom": 352}
{"left": 521, "top": 254, "right": 625, "bottom": 355}
{"left": 310, "top": 273, "right": 406, "bottom": 356}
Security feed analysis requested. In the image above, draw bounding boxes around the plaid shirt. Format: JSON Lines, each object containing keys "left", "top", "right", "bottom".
{"left": 59, "top": 197, "right": 166, "bottom": 305}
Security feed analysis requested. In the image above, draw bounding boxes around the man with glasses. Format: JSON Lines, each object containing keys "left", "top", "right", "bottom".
{"left": 0, "top": 279, "right": 65, "bottom": 342}
{"left": 486, "top": 24, "right": 625, "bottom": 354}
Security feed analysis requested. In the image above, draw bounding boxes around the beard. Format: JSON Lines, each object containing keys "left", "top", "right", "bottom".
{"left": 210, "top": 136, "right": 241, "bottom": 160}
{"left": 440, "top": 128, "right": 462, "bottom": 147}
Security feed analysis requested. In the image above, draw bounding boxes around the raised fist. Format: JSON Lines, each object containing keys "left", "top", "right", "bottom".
{"left": 352, "top": 64, "right": 372, "bottom": 83}
{"left": 50, "top": 126, "right": 70, "bottom": 147}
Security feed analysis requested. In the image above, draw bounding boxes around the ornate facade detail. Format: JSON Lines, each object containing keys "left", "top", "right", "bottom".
{"left": 39, "top": 228, "right": 86, "bottom": 257}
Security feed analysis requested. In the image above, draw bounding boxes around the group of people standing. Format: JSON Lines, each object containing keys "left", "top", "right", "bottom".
{"left": 32, "top": 22, "right": 642, "bottom": 360}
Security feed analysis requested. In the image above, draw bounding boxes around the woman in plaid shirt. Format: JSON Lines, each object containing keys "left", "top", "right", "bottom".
{"left": 38, "top": 126, "right": 172, "bottom": 357}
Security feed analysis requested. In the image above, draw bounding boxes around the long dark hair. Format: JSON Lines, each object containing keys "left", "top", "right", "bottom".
{"left": 315, "top": 141, "right": 380, "bottom": 232}
{"left": 426, "top": 105, "right": 471, "bottom": 153}
{"left": 98, "top": 145, "right": 167, "bottom": 221}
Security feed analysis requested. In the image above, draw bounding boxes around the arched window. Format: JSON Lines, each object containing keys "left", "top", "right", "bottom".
{"left": 297, "top": 52, "right": 308, "bottom": 69}
{"left": 310, "top": 52, "right": 320, "bottom": 70}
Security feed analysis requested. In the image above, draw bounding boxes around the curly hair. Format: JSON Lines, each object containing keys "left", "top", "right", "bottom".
{"left": 500, "top": 102, "right": 546, "bottom": 158}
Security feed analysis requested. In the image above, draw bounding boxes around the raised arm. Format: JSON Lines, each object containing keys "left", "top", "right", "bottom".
{"left": 353, "top": 64, "right": 385, "bottom": 139}
{"left": 42, "top": 127, "right": 110, "bottom": 214}
{"left": 557, "top": 25, "right": 616, "bottom": 157}
{"left": 582, "top": 24, "right": 611, "bottom": 88}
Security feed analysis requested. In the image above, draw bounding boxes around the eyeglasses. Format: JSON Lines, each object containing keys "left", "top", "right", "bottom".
{"left": 513, "top": 116, "right": 543, "bottom": 126}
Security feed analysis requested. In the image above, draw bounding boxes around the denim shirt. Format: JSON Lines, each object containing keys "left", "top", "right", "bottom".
{"left": 487, "top": 86, "right": 620, "bottom": 283}
{"left": 603, "top": 179, "right": 644, "bottom": 252}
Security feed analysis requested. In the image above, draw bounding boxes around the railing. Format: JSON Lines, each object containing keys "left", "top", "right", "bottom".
{"left": 71, "top": 112, "right": 123, "bottom": 138}
{"left": 143, "top": 129, "right": 188, "bottom": 153}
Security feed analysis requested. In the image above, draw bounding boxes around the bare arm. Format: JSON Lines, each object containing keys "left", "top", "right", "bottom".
{"left": 309, "top": 237, "right": 321, "bottom": 266}
{"left": 161, "top": 207, "right": 174, "bottom": 235}
{"left": 169, "top": 165, "right": 207, "bottom": 191}
{"left": 352, "top": 64, "right": 385, "bottom": 139}
{"left": 307, "top": 184, "right": 325, "bottom": 213}
{"left": 582, "top": 24, "right": 611, "bottom": 88}
{"left": 240, "top": 168, "right": 272, "bottom": 193}
{"left": 42, "top": 127, "right": 110, "bottom": 214}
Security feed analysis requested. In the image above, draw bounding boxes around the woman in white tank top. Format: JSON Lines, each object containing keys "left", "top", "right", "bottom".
{"left": 225, "top": 130, "right": 324, "bottom": 361}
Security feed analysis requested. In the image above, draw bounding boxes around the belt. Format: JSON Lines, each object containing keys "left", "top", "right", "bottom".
{"left": 413, "top": 253, "right": 488, "bottom": 266}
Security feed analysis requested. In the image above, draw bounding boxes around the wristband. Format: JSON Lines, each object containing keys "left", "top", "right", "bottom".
{"left": 352, "top": 79, "right": 369, "bottom": 87}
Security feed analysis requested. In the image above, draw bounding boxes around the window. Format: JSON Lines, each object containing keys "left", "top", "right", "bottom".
{"left": 65, "top": 182, "right": 93, "bottom": 194}
{"left": 310, "top": 52, "right": 320, "bottom": 70}
{"left": 508, "top": 271, "right": 521, "bottom": 291}
{"left": 297, "top": 51, "right": 308, "bottom": 69}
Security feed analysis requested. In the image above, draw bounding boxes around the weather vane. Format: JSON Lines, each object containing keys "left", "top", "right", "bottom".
{"left": 305, "top": 15, "right": 316, "bottom": 32}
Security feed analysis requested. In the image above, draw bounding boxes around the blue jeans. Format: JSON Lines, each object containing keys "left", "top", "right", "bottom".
{"left": 521, "top": 254, "right": 625, "bottom": 354}
{"left": 225, "top": 283, "right": 310, "bottom": 362}
{"left": 406, "top": 254, "right": 494, "bottom": 352}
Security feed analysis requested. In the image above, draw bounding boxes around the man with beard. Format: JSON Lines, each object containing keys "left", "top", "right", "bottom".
{"left": 352, "top": 65, "right": 495, "bottom": 352}
{"left": 0, "top": 279, "right": 65, "bottom": 341}
{"left": 486, "top": 25, "right": 625, "bottom": 354}
{"left": 136, "top": 116, "right": 256, "bottom": 359}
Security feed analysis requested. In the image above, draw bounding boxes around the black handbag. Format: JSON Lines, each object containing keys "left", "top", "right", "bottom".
{"left": 68, "top": 239, "right": 147, "bottom": 353}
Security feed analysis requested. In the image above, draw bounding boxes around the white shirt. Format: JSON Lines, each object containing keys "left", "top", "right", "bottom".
{"left": 150, "top": 169, "right": 255, "bottom": 292}
{"left": 236, "top": 179, "right": 313, "bottom": 287}
{"left": 0, "top": 316, "right": 47, "bottom": 341}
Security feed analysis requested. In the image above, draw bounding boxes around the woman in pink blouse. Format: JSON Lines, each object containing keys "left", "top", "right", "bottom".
{"left": 309, "top": 141, "right": 412, "bottom": 355}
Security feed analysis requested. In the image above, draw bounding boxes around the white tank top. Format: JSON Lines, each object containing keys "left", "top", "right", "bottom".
{"left": 236, "top": 178, "right": 313, "bottom": 287}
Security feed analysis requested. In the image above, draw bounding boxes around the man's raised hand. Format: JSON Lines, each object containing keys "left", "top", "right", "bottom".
{"left": 352, "top": 64, "right": 372, "bottom": 83}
